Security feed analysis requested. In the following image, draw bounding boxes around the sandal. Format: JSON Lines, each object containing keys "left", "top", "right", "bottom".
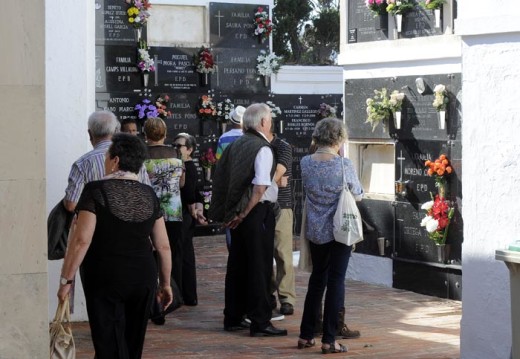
{"left": 321, "top": 342, "right": 348, "bottom": 354}
{"left": 297, "top": 338, "right": 316, "bottom": 349}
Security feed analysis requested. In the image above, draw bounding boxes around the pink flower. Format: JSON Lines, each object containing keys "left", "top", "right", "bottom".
{"left": 376, "top": 0, "right": 383, "bottom": 4}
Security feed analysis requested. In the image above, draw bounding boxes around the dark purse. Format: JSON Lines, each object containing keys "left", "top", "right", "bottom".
{"left": 150, "top": 277, "right": 184, "bottom": 320}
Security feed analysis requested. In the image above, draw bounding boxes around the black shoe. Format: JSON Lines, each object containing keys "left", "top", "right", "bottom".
{"left": 279, "top": 303, "right": 294, "bottom": 315}
{"left": 151, "top": 315, "right": 165, "bottom": 325}
{"left": 184, "top": 300, "right": 198, "bottom": 306}
{"left": 224, "top": 320, "right": 250, "bottom": 332}
{"left": 250, "top": 324, "right": 288, "bottom": 337}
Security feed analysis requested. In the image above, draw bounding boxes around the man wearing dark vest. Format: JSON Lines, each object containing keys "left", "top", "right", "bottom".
{"left": 209, "top": 103, "right": 288, "bottom": 337}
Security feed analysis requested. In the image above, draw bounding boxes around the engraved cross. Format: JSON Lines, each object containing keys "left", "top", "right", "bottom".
{"left": 215, "top": 11, "right": 224, "bottom": 37}
{"left": 397, "top": 150, "right": 405, "bottom": 180}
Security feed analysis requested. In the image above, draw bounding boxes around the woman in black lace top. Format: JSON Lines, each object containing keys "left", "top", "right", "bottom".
{"left": 57, "top": 133, "right": 172, "bottom": 359}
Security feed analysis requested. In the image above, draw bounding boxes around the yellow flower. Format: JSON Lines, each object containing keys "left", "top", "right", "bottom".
{"left": 127, "top": 6, "right": 138, "bottom": 16}
{"left": 129, "top": 17, "right": 135, "bottom": 23}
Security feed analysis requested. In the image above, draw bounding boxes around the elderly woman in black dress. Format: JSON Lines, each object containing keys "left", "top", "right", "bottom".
{"left": 57, "top": 133, "right": 173, "bottom": 359}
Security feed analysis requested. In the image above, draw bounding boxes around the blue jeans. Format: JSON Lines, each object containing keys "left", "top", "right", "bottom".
{"left": 299, "top": 240, "right": 352, "bottom": 344}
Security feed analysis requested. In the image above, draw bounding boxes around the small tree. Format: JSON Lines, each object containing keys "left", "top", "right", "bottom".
{"left": 273, "top": 0, "right": 312, "bottom": 63}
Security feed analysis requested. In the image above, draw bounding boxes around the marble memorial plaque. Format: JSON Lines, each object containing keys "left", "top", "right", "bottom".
{"left": 347, "top": 0, "right": 388, "bottom": 43}
{"left": 95, "top": 45, "right": 142, "bottom": 93}
{"left": 151, "top": 47, "right": 200, "bottom": 92}
{"left": 95, "top": 0, "right": 144, "bottom": 46}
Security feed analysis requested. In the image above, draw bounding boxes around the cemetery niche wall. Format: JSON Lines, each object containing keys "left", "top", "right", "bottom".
{"left": 344, "top": 74, "right": 462, "bottom": 300}
{"left": 94, "top": 0, "right": 342, "bottom": 237}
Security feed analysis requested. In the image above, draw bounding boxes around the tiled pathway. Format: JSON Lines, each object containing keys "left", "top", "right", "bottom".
{"left": 73, "top": 235, "right": 461, "bottom": 358}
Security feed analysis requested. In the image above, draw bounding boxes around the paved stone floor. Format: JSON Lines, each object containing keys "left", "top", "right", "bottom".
{"left": 73, "top": 235, "right": 461, "bottom": 358}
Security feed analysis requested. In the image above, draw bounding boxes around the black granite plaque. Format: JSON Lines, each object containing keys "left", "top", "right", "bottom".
{"left": 163, "top": 93, "right": 202, "bottom": 140}
{"left": 95, "top": 92, "right": 148, "bottom": 123}
{"left": 401, "top": 6, "right": 442, "bottom": 39}
{"left": 347, "top": 0, "right": 388, "bottom": 43}
{"left": 95, "top": 46, "right": 142, "bottom": 92}
{"left": 95, "top": 0, "right": 144, "bottom": 46}
{"left": 151, "top": 47, "right": 200, "bottom": 92}
{"left": 344, "top": 74, "right": 461, "bottom": 141}
{"left": 212, "top": 48, "right": 268, "bottom": 94}
{"left": 209, "top": 2, "right": 269, "bottom": 49}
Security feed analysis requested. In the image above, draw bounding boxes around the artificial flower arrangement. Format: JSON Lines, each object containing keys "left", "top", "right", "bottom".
{"left": 266, "top": 101, "right": 282, "bottom": 118}
{"left": 388, "top": 90, "right": 405, "bottom": 113}
{"left": 154, "top": 94, "right": 172, "bottom": 119}
{"left": 253, "top": 6, "right": 273, "bottom": 42}
{"left": 420, "top": 0, "right": 446, "bottom": 10}
{"left": 432, "top": 84, "right": 449, "bottom": 111}
{"left": 200, "top": 148, "right": 217, "bottom": 169}
{"left": 198, "top": 94, "right": 217, "bottom": 120}
{"left": 126, "top": 0, "right": 151, "bottom": 28}
{"left": 317, "top": 103, "right": 337, "bottom": 119}
{"left": 256, "top": 50, "right": 282, "bottom": 77}
{"left": 137, "top": 41, "right": 155, "bottom": 73}
{"left": 420, "top": 154, "right": 455, "bottom": 246}
{"left": 365, "top": 88, "right": 392, "bottom": 131}
{"left": 366, "top": 0, "right": 388, "bottom": 16}
{"left": 194, "top": 46, "right": 217, "bottom": 74}
{"left": 386, "top": 0, "right": 415, "bottom": 15}
{"left": 215, "top": 99, "right": 234, "bottom": 123}
{"left": 135, "top": 98, "right": 158, "bottom": 120}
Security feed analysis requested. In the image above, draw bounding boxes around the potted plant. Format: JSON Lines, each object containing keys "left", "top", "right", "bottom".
{"left": 386, "top": 0, "right": 415, "bottom": 33}
{"left": 194, "top": 46, "right": 217, "bottom": 87}
{"left": 420, "top": 0, "right": 446, "bottom": 28}
{"left": 137, "top": 41, "right": 155, "bottom": 87}
{"left": 365, "top": 88, "right": 392, "bottom": 132}
{"left": 366, "top": 0, "right": 389, "bottom": 31}
{"left": 215, "top": 98, "right": 234, "bottom": 132}
{"left": 200, "top": 148, "right": 217, "bottom": 181}
{"left": 432, "top": 84, "right": 449, "bottom": 129}
{"left": 388, "top": 90, "right": 405, "bottom": 129}
{"left": 253, "top": 6, "right": 273, "bottom": 44}
{"left": 316, "top": 103, "right": 338, "bottom": 120}
{"left": 256, "top": 50, "right": 282, "bottom": 87}
{"left": 126, "top": 0, "right": 151, "bottom": 40}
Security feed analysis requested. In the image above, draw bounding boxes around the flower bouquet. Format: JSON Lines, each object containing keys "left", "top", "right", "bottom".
{"left": 386, "top": 0, "right": 415, "bottom": 15}
{"left": 389, "top": 90, "right": 405, "bottom": 128}
{"left": 194, "top": 46, "right": 216, "bottom": 74}
{"left": 266, "top": 101, "right": 282, "bottom": 118}
{"left": 420, "top": 194, "right": 454, "bottom": 246}
{"left": 126, "top": 0, "right": 151, "bottom": 29}
{"left": 424, "top": 154, "right": 452, "bottom": 196}
{"left": 253, "top": 6, "right": 273, "bottom": 43}
{"left": 432, "top": 84, "right": 448, "bottom": 111}
{"left": 137, "top": 41, "right": 155, "bottom": 73}
{"left": 215, "top": 99, "right": 234, "bottom": 123}
{"left": 155, "top": 94, "right": 172, "bottom": 119}
{"left": 198, "top": 94, "right": 217, "bottom": 120}
{"left": 420, "top": 0, "right": 445, "bottom": 10}
{"left": 317, "top": 103, "right": 337, "bottom": 119}
{"left": 135, "top": 98, "right": 159, "bottom": 121}
{"left": 200, "top": 148, "right": 217, "bottom": 180}
{"left": 365, "top": 88, "right": 392, "bottom": 131}
{"left": 366, "top": 0, "right": 388, "bottom": 16}
{"left": 257, "top": 50, "right": 282, "bottom": 86}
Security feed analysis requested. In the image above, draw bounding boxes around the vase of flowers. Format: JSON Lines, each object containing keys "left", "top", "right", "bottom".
{"left": 266, "top": 100, "right": 282, "bottom": 132}
{"left": 424, "top": 154, "right": 452, "bottom": 198}
{"left": 388, "top": 90, "right": 405, "bottom": 129}
{"left": 386, "top": 0, "right": 415, "bottom": 33}
{"left": 137, "top": 41, "right": 155, "bottom": 87}
{"left": 216, "top": 98, "right": 234, "bottom": 132}
{"left": 256, "top": 50, "right": 282, "bottom": 87}
{"left": 366, "top": 88, "right": 393, "bottom": 132}
{"left": 420, "top": 0, "right": 445, "bottom": 28}
{"left": 126, "top": 0, "right": 151, "bottom": 35}
{"left": 154, "top": 94, "right": 172, "bottom": 119}
{"left": 254, "top": 6, "right": 273, "bottom": 44}
{"left": 317, "top": 103, "right": 338, "bottom": 119}
{"left": 134, "top": 98, "right": 158, "bottom": 130}
{"left": 198, "top": 94, "right": 217, "bottom": 121}
{"left": 433, "top": 84, "right": 449, "bottom": 129}
{"left": 200, "top": 148, "right": 217, "bottom": 181}
{"left": 420, "top": 194, "right": 454, "bottom": 249}
{"left": 194, "top": 47, "right": 217, "bottom": 87}
{"left": 366, "top": 0, "right": 389, "bottom": 30}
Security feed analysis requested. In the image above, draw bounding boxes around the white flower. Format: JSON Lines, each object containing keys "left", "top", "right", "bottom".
{"left": 420, "top": 215, "right": 432, "bottom": 227}
{"left": 421, "top": 200, "right": 434, "bottom": 210}
{"left": 425, "top": 218, "right": 439, "bottom": 233}
{"left": 434, "top": 84, "right": 445, "bottom": 93}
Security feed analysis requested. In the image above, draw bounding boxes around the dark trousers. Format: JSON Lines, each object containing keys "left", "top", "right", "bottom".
{"left": 165, "top": 221, "right": 183, "bottom": 298}
{"left": 181, "top": 208, "right": 197, "bottom": 304}
{"left": 84, "top": 283, "right": 155, "bottom": 359}
{"left": 224, "top": 202, "right": 275, "bottom": 331}
{"left": 299, "top": 240, "right": 352, "bottom": 344}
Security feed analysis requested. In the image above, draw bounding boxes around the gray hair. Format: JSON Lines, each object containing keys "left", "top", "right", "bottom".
{"left": 87, "top": 110, "right": 120, "bottom": 139}
{"left": 312, "top": 117, "right": 347, "bottom": 147}
{"left": 242, "top": 103, "right": 271, "bottom": 131}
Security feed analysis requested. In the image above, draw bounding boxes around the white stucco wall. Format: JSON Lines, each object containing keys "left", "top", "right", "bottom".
{"left": 457, "top": 3, "right": 520, "bottom": 358}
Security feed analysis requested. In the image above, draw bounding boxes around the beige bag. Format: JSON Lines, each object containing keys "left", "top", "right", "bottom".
{"left": 50, "top": 297, "right": 75, "bottom": 359}
{"left": 298, "top": 197, "right": 313, "bottom": 273}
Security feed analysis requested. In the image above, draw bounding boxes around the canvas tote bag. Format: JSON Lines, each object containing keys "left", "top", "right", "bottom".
{"left": 50, "top": 296, "right": 75, "bottom": 359}
{"left": 333, "top": 158, "right": 363, "bottom": 246}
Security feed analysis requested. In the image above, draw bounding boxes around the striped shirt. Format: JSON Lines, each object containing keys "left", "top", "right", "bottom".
{"left": 64, "top": 140, "right": 150, "bottom": 204}
{"left": 272, "top": 137, "right": 293, "bottom": 209}
{"left": 216, "top": 129, "right": 243, "bottom": 160}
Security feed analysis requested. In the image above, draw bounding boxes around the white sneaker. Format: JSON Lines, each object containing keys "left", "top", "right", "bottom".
{"left": 244, "top": 313, "right": 285, "bottom": 323}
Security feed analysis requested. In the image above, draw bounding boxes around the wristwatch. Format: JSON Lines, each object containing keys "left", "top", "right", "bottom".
{"left": 60, "top": 276, "right": 73, "bottom": 286}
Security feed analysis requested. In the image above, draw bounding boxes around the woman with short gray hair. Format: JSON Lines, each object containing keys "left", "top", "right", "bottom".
{"left": 297, "top": 117, "right": 363, "bottom": 354}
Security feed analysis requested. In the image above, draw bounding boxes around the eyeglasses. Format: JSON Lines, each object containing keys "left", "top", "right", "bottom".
{"left": 173, "top": 144, "right": 187, "bottom": 149}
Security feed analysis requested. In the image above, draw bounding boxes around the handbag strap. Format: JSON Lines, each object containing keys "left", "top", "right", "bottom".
{"left": 54, "top": 296, "right": 71, "bottom": 323}
{"left": 340, "top": 156, "right": 347, "bottom": 190}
